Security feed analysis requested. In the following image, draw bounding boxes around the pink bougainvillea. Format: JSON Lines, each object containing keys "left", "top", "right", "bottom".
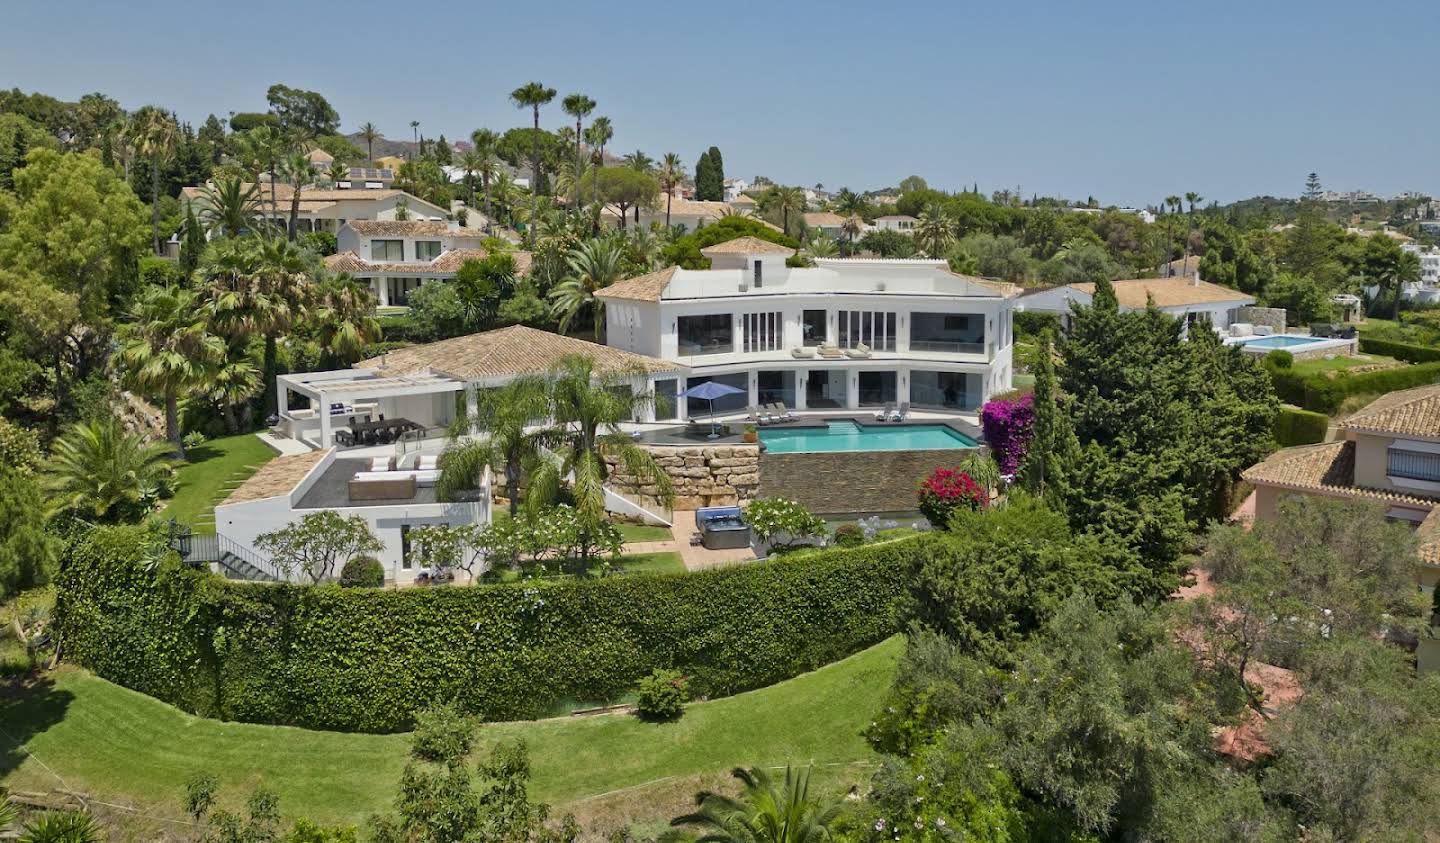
{"left": 918, "top": 468, "right": 989, "bottom": 528}
{"left": 979, "top": 393, "right": 1035, "bottom": 475}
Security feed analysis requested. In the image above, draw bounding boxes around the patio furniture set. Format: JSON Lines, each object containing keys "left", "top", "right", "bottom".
{"left": 334, "top": 416, "right": 424, "bottom": 447}
{"left": 789, "top": 343, "right": 872, "bottom": 359}
{"left": 747, "top": 402, "right": 800, "bottom": 426}
{"left": 347, "top": 453, "right": 442, "bottom": 502}
{"left": 872, "top": 402, "right": 911, "bottom": 422}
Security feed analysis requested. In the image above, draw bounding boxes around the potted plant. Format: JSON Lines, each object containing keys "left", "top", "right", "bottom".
{"left": 741, "top": 424, "right": 758, "bottom": 444}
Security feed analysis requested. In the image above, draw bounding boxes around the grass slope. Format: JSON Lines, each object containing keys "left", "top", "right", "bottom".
{"left": 163, "top": 434, "right": 277, "bottom": 534}
{"left": 0, "top": 636, "right": 902, "bottom": 826}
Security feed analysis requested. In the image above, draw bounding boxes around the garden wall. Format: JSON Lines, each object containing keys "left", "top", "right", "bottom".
{"left": 758, "top": 447, "right": 976, "bottom": 514}
{"left": 605, "top": 444, "right": 760, "bottom": 509}
{"left": 55, "top": 525, "right": 915, "bottom": 732}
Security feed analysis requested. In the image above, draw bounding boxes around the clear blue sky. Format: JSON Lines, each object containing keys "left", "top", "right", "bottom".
{"left": 5, "top": 0, "right": 1436, "bottom": 206}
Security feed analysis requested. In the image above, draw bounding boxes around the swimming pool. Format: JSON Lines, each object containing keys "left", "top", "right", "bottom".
{"left": 1231, "top": 335, "right": 1332, "bottom": 349}
{"left": 760, "top": 420, "right": 978, "bottom": 453}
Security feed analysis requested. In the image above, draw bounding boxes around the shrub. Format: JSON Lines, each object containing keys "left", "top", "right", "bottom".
{"left": 139, "top": 255, "right": 179, "bottom": 286}
{"left": 56, "top": 524, "right": 915, "bottom": 731}
{"left": 1013, "top": 310, "right": 1060, "bottom": 338}
{"left": 634, "top": 668, "right": 688, "bottom": 721}
{"left": 1263, "top": 349, "right": 1293, "bottom": 369}
{"left": 300, "top": 230, "right": 338, "bottom": 257}
{"left": 182, "top": 431, "right": 207, "bottom": 450}
{"left": 1302, "top": 362, "right": 1440, "bottom": 413}
{"left": 409, "top": 702, "right": 476, "bottom": 762}
{"left": 1358, "top": 336, "right": 1440, "bottom": 363}
{"left": 979, "top": 393, "right": 1034, "bottom": 474}
{"left": 833, "top": 524, "right": 864, "bottom": 547}
{"left": 339, "top": 555, "right": 384, "bottom": 588}
{"left": 1273, "top": 406, "right": 1329, "bottom": 446}
{"left": 743, "top": 498, "right": 827, "bottom": 551}
{"left": 918, "top": 468, "right": 987, "bottom": 528}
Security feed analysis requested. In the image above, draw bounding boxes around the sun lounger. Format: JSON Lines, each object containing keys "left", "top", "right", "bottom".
{"left": 875, "top": 402, "right": 895, "bottom": 422}
{"left": 790, "top": 347, "right": 816, "bottom": 358}
{"left": 748, "top": 407, "right": 770, "bottom": 426}
{"left": 817, "top": 344, "right": 845, "bottom": 359}
{"left": 892, "top": 402, "right": 909, "bottom": 422}
{"left": 843, "top": 343, "right": 871, "bottom": 359}
{"left": 369, "top": 456, "right": 395, "bottom": 472}
{"left": 769, "top": 402, "right": 798, "bottom": 422}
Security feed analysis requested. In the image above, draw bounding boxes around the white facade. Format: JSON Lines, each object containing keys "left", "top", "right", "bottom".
{"left": 180, "top": 184, "right": 452, "bottom": 238}
{"left": 873, "top": 215, "right": 918, "bottom": 232}
{"left": 214, "top": 449, "right": 491, "bottom": 586}
{"left": 329, "top": 221, "right": 494, "bottom": 307}
{"left": 600, "top": 250, "right": 1017, "bottom": 416}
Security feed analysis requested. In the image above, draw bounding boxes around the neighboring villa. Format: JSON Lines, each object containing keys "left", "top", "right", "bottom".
{"left": 609, "top": 196, "right": 778, "bottom": 233}
{"left": 872, "top": 214, "right": 918, "bottom": 232}
{"left": 324, "top": 220, "right": 527, "bottom": 307}
{"left": 180, "top": 181, "right": 452, "bottom": 237}
{"left": 597, "top": 236, "right": 1019, "bottom": 416}
{"left": 1017, "top": 276, "right": 1256, "bottom": 333}
{"left": 803, "top": 212, "right": 851, "bottom": 239}
{"left": 1241, "top": 384, "right": 1440, "bottom": 669}
{"left": 213, "top": 447, "right": 493, "bottom": 585}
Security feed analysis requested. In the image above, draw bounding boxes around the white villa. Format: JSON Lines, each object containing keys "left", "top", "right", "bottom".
{"left": 180, "top": 182, "right": 454, "bottom": 237}
{"left": 1017, "top": 276, "right": 1256, "bottom": 333}
{"left": 872, "top": 215, "right": 918, "bottom": 232}
{"left": 324, "top": 220, "right": 525, "bottom": 307}
{"left": 597, "top": 236, "right": 1019, "bottom": 416}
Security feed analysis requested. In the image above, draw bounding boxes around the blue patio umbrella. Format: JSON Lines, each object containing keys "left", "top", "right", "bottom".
{"left": 682, "top": 380, "right": 746, "bottom": 438}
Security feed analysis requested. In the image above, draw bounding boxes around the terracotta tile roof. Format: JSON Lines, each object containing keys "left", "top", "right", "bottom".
{"left": 347, "top": 220, "right": 488, "bottom": 238}
{"left": 221, "top": 449, "right": 328, "bottom": 505}
{"left": 357, "top": 325, "right": 684, "bottom": 382}
{"left": 181, "top": 184, "right": 446, "bottom": 214}
{"left": 1339, "top": 384, "right": 1440, "bottom": 438}
{"left": 1071, "top": 277, "right": 1254, "bottom": 309}
{"left": 803, "top": 212, "right": 846, "bottom": 227}
{"left": 324, "top": 249, "right": 531, "bottom": 276}
{"left": 594, "top": 266, "right": 679, "bottom": 302}
{"left": 699, "top": 236, "right": 796, "bottom": 256}
{"left": 1417, "top": 507, "right": 1440, "bottom": 568}
{"left": 1241, "top": 441, "right": 1440, "bottom": 508}
{"left": 876, "top": 214, "right": 917, "bottom": 221}
{"left": 729, "top": 195, "right": 758, "bottom": 206}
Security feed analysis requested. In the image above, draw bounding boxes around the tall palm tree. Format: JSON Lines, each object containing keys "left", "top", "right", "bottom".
{"left": 914, "top": 204, "right": 958, "bottom": 257}
{"left": 525, "top": 356, "right": 674, "bottom": 555}
{"left": 313, "top": 273, "right": 381, "bottom": 366}
{"left": 510, "top": 81, "right": 558, "bottom": 247}
{"left": 43, "top": 417, "right": 174, "bottom": 523}
{"left": 804, "top": 229, "right": 838, "bottom": 259}
{"left": 197, "top": 176, "right": 263, "bottom": 238}
{"left": 410, "top": 120, "right": 420, "bottom": 146}
{"left": 279, "top": 153, "right": 317, "bottom": 241}
{"left": 470, "top": 128, "right": 501, "bottom": 224}
{"left": 772, "top": 185, "right": 807, "bottom": 239}
{"left": 1379, "top": 250, "right": 1423, "bottom": 319}
{"left": 116, "top": 285, "right": 225, "bottom": 457}
{"left": 622, "top": 150, "right": 654, "bottom": 172}
{"left": 658, "top": 153, "right": 684, "bottom": 229}
{"left": 1163, "top": 195, "right": 1183, "bottom": 274}
{"left": 325, "top": 159, "right": 348, "bottom": 187}
{"left": 585, "top": 116, "right": 613, "bottom": 166}
{"left": 359, "top": 121, "right": 380, "bottom": 163}
{"left": 834, "top": 188, "right": 866, "bottom": 253}
{"left": 209, "top": 346, "right": 262, "bottom": 434}
{"left": 246, "top": 125, "right": 286, "bottom": 221}
{"left": 671, "top": 766, "right": 841, "bottom": 843}
{"left": 131, "top": 106, "right": 178, "bottom": 254}
{"left": 627, "top": 225, "right": 666, "bottom": 272}
{"left": 1183, "top": 191, "right": 1203, "bottom": 275}
{"left": 549, "top": 237, "right": 626, "bottom": 339}
{"left": 457, "top": 148, "right": 483, "bottom": 207}
{"left": 489, "top": 171, "right": 520, "bottom": 227}
{"left": 561, "top": 93, "right": 596, "bottom": 212}
{"left": 438, "top": 376, "right": 550, "bottom": 518}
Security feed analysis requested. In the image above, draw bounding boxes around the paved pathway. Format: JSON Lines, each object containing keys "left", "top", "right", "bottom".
{"left": 258, "top": 430, "right": 312, "bottom": 456}
{"left": 618, "top": 510, "right": 757, "bottom": 571}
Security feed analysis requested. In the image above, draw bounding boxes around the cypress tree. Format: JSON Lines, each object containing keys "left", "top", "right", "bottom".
{"left": 1019, "top": 331, "right": 1078, "bottom": 507}
{"left": 694, "top": 146, "right": 725, "bottom": 201}
{"left": 179, "top": 204, "right": 205, "bottom": 280}
{"left": 694, "top": 149, "right": 713, "bottom": 200}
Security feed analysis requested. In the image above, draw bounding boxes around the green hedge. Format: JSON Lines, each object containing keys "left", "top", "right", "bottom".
{"left": 1272, "top": 406, "right": 1329, "bottom": 446}
{"left": 56, "top": 526, "right": 915, "bottom": 732}
{"left": 1358, "top": 336, "right": 1440, "bottom": 363}
{"left": 1267, "top": 361, "right": 1440, "bottom": 414}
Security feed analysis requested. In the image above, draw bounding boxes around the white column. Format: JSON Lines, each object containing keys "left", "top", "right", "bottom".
{"left": 277, "top": 383, "right": 289, "bottom": 416}
{"left": 748, "top": 370, "right": 758, "bottom": 411}
{"left": 846, "top": 370, "right": 860, "bottom": 410}
{"left": 793, "top": 369, "right": 806, "bottom": 411}
{"left": 638, "top": 376, "right": 656, "bottom": 423}
{"left": 319, "top": 405, "right": 333, "bottom": 448}
{"left": 376, "top": 277, "right": 389, "bottom": 307}
{"left": 678, "top": 378, "right": 690, "bottom": 421}
{"left": 465, "top": 387, "right": 479, "bottom": 435}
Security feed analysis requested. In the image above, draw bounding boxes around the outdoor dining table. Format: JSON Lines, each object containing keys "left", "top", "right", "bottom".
{"left": 344, "top": 417, "right": 422, "bottom": 445}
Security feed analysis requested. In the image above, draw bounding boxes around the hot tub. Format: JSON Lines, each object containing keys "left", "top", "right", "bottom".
{"left": 696, "top": 506, "right": 752, "bottom": 550}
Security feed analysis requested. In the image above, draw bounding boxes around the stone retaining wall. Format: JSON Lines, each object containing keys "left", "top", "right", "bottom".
{"left": 758, "top": 447, "right": 976, "bottom": 514}
{"left": 605, "top": 445, "right": 761, "bottom": 509}
{"left": 1233, "top": 305, "right": 1287, "bottom": 332}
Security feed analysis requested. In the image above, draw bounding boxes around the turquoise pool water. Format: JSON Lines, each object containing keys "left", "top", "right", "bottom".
{"left": 1233, "top": 335, "right": 1332, "bottom": 349}
{"left": 760, "top": 420, "right": 978, "bottom": 453}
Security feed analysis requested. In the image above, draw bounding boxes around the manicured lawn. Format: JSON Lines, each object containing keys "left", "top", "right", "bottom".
{"left": 162, "top": 434, "right": 277, "bottom": 534}
{"left": 0, "top": 636, "right": 902, "bottom": 826}
{"left": 1288, "top": 353, "right": 1400, "bottom": 377}
{"left": 610, "top": 551, "right": 685, "bottom": 575}
{"left": 615, "top": 522, "right": 673, "bottom": 543}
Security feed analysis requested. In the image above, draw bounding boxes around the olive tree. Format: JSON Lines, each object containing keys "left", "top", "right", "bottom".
{"left": 256, "top": 511, "right": 382, "bottom": 584}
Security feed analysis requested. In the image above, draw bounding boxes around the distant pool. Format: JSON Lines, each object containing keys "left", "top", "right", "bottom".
{"left": 760, "top": 420, "right": 978, "bottom": 453}
{"left": 1226, "top": 334, "right": 1354, "bottom": 354}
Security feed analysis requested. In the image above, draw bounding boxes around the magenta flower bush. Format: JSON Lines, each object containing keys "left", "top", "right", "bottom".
{"left": 979, "top": 393, "right": 1035, "bottom": 475}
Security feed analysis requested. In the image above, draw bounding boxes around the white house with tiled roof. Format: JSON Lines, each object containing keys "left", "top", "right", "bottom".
{"left": 1018, "top": 276, "right": 1255, "bottom": 333}
{"left": 180, "top": 182, "right": 452, "bottom": 237}
{"left": 597, "top": 236, "right": 1018, "bottom": 417}
{"left": 327, "top": 220, "right": 521, "bottom": 307}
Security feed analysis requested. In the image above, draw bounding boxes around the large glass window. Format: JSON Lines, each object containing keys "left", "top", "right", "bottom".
{"left": 910, "top": 370, "right": 977, "bottom": 409}
{"left": 1388, "top": 448, "right": 1440, "bottom": 483}
{"left": 372, "top": 239, "right": 404, "bottom": 261}
{"left": 837, "top": 310, "right": 896, "bottom": 350}
{"left": 415, "top": 240, "right": 442, "bottom": 261}
{"left": 387, "top": 277, "right": 423, "bottom": 306}
{"left": 685, "top": 373, "right": 748, "bottom": 415}
{"left": 757, "top": 370, "right": 796, "bottom": 407}
{"left": 910, "top": 312, "right": 985, "bottom": 353}
{"left": 802, "top": 310, "right": 827, "bottom": 346}
{"left": 742, "top": 312, "right": 782, "bottom": 352}
{"left": 653, "top": 379, "right": 679, "bottom": 421}
{"left": 677, "top": 314, "right": 733, "bottom": 355}
{"left": 857, "top": 371, "right": 898, "bottom": 406}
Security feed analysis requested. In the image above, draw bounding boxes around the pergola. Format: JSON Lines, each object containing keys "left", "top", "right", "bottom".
{"left": 277, "top": 369, "right": 467, "bottom": 448}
